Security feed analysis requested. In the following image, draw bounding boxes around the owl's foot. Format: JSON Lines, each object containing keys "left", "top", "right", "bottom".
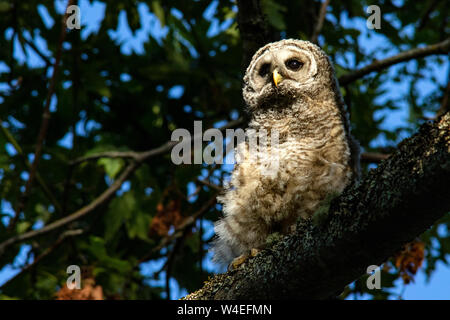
{"left": 228, "top": 254, "right": 247, "bottom": 271}
{"left": 250, "top": 248, "right": 260, "bottom": 257}
{"left": 228, "top": 248, "right": 261, "bottom": 271}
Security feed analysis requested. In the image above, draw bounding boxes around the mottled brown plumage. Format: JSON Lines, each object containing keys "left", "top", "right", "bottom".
{"left": 213, "top": 39, "right": 360, "bottom": 265}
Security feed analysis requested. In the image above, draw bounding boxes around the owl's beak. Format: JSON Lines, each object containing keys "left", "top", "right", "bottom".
{"left": 272, "top": 69, "right": 283, "bottom": 87}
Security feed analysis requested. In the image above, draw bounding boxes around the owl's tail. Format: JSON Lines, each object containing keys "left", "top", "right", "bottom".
{"left": 210, "top": 220, "right": 240, "bottom": 267}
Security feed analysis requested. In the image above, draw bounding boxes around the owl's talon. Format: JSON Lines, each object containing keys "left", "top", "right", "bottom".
{"left": 250, "top": 248, "right": 260, "bottom": 257}
{"left": 228, "top": 254, "right": 248, "bottom": 271}
{"left": 228, "top": 249, "right": 261, "bottom": 271}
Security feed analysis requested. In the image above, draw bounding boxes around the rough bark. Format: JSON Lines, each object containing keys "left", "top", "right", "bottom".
{"left": 236, "top": 0, "right": 279, "bottom": 72}
{"left": 184, "top": 112, "right": 450, "bottom": 300}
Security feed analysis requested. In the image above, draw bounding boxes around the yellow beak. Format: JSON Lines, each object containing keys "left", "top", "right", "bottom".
{"left": 273, "top": 70, "right": 283, "bottom": 87}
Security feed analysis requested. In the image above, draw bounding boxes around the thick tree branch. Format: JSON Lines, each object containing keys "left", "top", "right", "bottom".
{"left": 184, "top": 112, "right": 450, "bottom": 300}
{"left": 236, "top": 0, "right": 279, "bottom": 72}
{"left": 338, "top": 38, "right": 450, "bottom": 86}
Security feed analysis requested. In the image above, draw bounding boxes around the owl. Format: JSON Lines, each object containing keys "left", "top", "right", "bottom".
{"left": 212, "top": 39, "right": 360, "bottom": 267}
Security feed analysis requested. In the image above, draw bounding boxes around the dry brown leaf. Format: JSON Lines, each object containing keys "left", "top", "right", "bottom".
{"left": 55, "top": 277, "right": 103, "bottom": 300}
{"left": 393, "top": 240, "right": 425, "bottom": 284}
{"left": 150, "top": 198, "right": 184, "bottom": 237}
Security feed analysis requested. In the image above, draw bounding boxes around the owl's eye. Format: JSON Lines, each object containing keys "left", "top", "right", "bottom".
{"left": 259, "top": 63, "right": 270, "bottom": 77}
{"left": 285, "top": 59, "right": 303, "bottom": 71}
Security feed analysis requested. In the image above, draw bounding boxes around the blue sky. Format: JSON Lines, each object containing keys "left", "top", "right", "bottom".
{"left": 0, "top": 0, "right": 448, "bottom": 300}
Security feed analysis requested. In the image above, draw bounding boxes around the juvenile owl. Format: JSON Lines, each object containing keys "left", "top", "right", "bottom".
{"left": 213, "top": 39, "right": 360, "bottom": 266}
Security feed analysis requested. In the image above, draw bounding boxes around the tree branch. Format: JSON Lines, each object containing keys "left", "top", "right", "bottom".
{"left": 18, "top": 32, "right": 52, "bottom": 67}
{"left": 69, "top": 117, "right": 245, "bottom": 165}
{"left": 310, "top": 0, "right": 330, "bottom": 44}
{"left": 184, "top": 112, "right": 450, "bottom": 300}
{"left": 236, "top": 0, "right": 279, "bottom": 72}
{"left": 139, "top": 196, "right": 218, "bottom": 264}
{"left": 0, "top": 229, "right": 83, "bottom": 289}
{"left": 417, "top": 0, "right": 441, "bottom": 31}
{"left": 360, "top": 152, "right": 390, "bottom": 163}
{"left": 0, "top": 118, "right": 243, "bottom": 257}
{"left": 338, "top": 38, "right": 450, "bottom": 86}
{"left": 436, "top": 80, "right": 450, "bottom": 118}
{"left": 0, "top": 161, "right": 139, "bottom": 257}
{"left": 0, "top": 119, "right": 62, "bottom": 213}
{"left": 10, "top": 115, "right": 387, "bottom": 261}
{"left": 12, "top": 0, "right": 76, "bottom": 227}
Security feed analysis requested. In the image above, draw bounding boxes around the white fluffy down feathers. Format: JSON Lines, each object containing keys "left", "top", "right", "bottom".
{"left": 212, "top": 39, "right": 360, "bottom": 265}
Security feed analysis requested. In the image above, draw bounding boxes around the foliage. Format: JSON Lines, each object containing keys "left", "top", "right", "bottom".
{"left": 0, "top": 0, "right": 448, "bottom": 299}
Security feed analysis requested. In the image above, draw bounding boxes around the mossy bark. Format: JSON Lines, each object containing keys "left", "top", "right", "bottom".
{"left": 185, "top": 112, "right": 450, "bottom": 300}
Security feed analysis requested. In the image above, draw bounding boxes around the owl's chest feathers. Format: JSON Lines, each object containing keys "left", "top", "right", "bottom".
{"left": 249, "top": 102, "right": 351, "bottom": 167}
{"left": 236, "top": 106, "right": 352, "bottom": 225}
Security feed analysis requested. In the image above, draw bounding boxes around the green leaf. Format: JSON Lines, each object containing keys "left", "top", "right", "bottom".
{"left": 261, "top": 0, "right": 287, "bottom": 30}
{"left": 0, "top": 294, "right": 18, "bottom": 300}
{"left": 104, "top": 192, "right": 135, "bottom": 241}
{"left": 16, "top": 221, "right": 31, "bottom": 234}
{"left": 126, "top": 210, "right": 151, "bottom": 240}
{"left": 98, "top": 158, "right": 125, "bottom": 179}
{"left": 151, "top": 1, "right": 165, "bottom": 27}
{"left": 86, "top": 236, "right": 132, "bottom": 274}
{"left": 0, "top": 1, "right": 10, "bottom": 12}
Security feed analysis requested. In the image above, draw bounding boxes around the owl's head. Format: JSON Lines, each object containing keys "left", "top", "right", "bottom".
{"left": 243, "top": 39, "right": 337, "bottom": 110}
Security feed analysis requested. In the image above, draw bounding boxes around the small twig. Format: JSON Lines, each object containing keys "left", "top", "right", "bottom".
{"left": 18, "top": 32, "right": 52, "bottom": 67}
{"left": 0, "top": 119, "right": 62, "bottom": 213}
{"left": 197, "top": 178, "right": 223, "bottom": 192}
{"left": 436, "top": 80, "right": 450, "bottom": 118}
{"left": 138, "top": 196, "right": 215, "bottom": 294}
{"left": 198, "top": 217, "right": 204, "bottom": 277}
{"left": 70, "top": 117, "right": 245, "bottom": 166}
{"left": 417, "top": 0, "right": 441, "bottom": 31}
{"left": 0, "top": 229, "right": 83, "bottom": 289}
{"left": 164, "top": 232, "right": 187, "bottom": 300}
{"left": 424, "top": 81, "right": 450, "bottom": 121}
{"left": 187, "top": 185, "right": 202, "bottom": 201}
{"left": 343, "top": 84, "right": 352, "bottom": 118}
{"left": 310, "top": 0, "right": 330, "bottom": 44}
{"left": 12, "top": 0, "right": 75, "bottom": 228}
{"left": 0, "top": 117, "right": 241, "bottom": 256}
{"left": 360, "top": 152, "right": 390, "bottom": 163}
{"left": 338, "top": 38, "right": 450, "bottom": 86}
{"left": 0, "top": 161, "right": 139, "bottom": 256}
{"left": 7, "top": 4, "right": 17, "bottom": 88}
{"left": 139, "top": 196, "right": 217, "bottom": 264}
{"left": 70, "top": 151, "right": 143, "bottom": 166}
{"left": 61, "top": 165, "right": 74, "bottom": 215}
{"left": 62, "top": 41, "right": 81, "bottom": 215}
